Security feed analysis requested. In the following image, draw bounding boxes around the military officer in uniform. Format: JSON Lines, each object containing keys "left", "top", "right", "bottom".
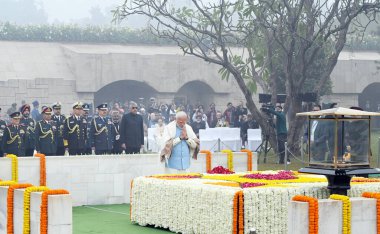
{"left": 63, "top": 102, "right": 87, "bottom": 155}
{"left": 0, "top": 108, "right": 7, "bottom": 156}
{"left": 82, "top": 103, "right": 93, "bottom": 155}
{"left": 51, "top": 102, "right": 66, "bottom": 156}
{"left": 90, "top": 104, "right": 115, "bottom": 155}
{"left": 20, "top": 104, "right": 36, "bottom": 156}
{"left": 35, "top": 107, "right": 58, "bottom": 156}
{"left": 2, "top": 112, "right": 27, "bottom": 156}
{"left": 111, "top": 110, "right": 123, "bottom": 154}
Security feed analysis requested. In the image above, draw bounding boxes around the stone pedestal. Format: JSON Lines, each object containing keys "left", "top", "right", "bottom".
{"left": 288, "top": 198, "right": 377, "bottom": 234}
{"left": 0, "top": 187, "right": 9, "bottom": 234}
{"left": 0, "top": 188, "right": 71, "bottom": 234}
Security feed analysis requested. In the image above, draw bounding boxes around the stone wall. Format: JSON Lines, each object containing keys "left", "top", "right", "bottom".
{"left": 0, "top": 153, "right": 257, "bottom": 206}
{"left": 0, "top": 41, "right": 379, "bottom": 113}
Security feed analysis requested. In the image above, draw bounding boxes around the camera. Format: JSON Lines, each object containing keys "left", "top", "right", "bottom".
{"left": 261, "top": 103, "right": 275, "bottom": 111}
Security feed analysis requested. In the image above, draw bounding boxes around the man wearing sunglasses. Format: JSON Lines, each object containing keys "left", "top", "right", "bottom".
{"left": 120, "top": 102, "right": 144, "bottom": 154}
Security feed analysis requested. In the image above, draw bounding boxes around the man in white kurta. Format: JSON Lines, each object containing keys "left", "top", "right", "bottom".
{"left": 161, "top": 111, "right": 199, "bottom": 173}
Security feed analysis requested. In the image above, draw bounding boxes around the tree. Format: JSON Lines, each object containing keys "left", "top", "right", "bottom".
{"left": 114, "top": 0, "right": 380, "bottom": 156}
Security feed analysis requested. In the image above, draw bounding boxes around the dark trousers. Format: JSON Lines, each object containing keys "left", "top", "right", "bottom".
{"left": 69, "top": 148, "right": 84, "bottom": 156}
{"left": 277, "top": 133, "right": 288, "bottom": 164}
{"left": 25, "top": 148, "right": 34, "bottom": 157}
{"left": 125, "top": 147, "right": 140, "bottom": 154}
{"left": 84, "top": 148, "right": 92, "bottom": 155}
{"left": 95, "top": 150, "right": 111, "bottom": 155}
{"left": 56, "top": 146, "right": 65, "bottom": 156}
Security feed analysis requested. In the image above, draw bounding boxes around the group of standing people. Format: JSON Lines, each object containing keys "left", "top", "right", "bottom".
{"left": 0, "top": 101, "right": 146, "bottom": 157}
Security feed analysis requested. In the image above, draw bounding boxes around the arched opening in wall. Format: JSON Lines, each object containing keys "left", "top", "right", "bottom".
{"left": 359, "top": 82, "right": 380, "bottom": 128}
{"left": 94, "top": 80, "right": 158, "bottom": 108}
{"left": 175, "top": 81, "right": 215, "bottom": 108}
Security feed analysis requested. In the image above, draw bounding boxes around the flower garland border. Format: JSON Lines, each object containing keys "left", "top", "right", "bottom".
{"left": 240, "top": 149, "right": 252, "bottom": 171}
{"left": 7, "top": 183, "right": 33, "bottom": 234}
{"left": 130, "top": 179, "right": 134, "bottom": 220}
{"left": 330, "top": 194, "right": 351, "bottom": 234}
{"left": 221, "top": 149, "right": 234, "bottom": 171}
{"left": 34, "top": 153, "right": 46, "bottom": 186}
{"left": 200, "top": 150, "right": 212, "bottom": 172}
{"left": 6, "top": 154, "right": 18, "bottom": 182}
{"left": 23, "top": 186, "right": 49, "bottom": 234}
{"left": 233, "top": 190, "right": 244, "bottom": 234}
{"left": 362, "top": 192, "right": 380, "bottom": 233}
{"left": 0, "top": 181, "right": 17, "bottom": 186}
{"left": 292, "top": 195, "right": 319, "bottom": 234}
{"left": 40, "top": 189, "right": 70, "bottom": 234}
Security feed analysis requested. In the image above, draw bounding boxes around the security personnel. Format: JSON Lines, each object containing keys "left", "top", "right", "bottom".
{"left": 51, "top": 102, "right": 66, "bottom": 156}
{"left": 111, "top": 110, "right": 123, "bottom": 154}
{"left": 20, "top": 104, "right": 36, "bottom": 156}
{"left": 90, "top": 104, "right": 115, "bottom": 155}
{"left": 2, "top": 112, "right": 27, "bottom": 156}
{"left": 63, "top": 102, "right": 87, "bottom": 155}
{"left": 0, "top": 107, "right": 7, "bottom": 156}
{"left": 82, "top": 103, "right": 93, "bottom": 155}
{"left": 35, "top": 107, "right": 58, "bottom": 156}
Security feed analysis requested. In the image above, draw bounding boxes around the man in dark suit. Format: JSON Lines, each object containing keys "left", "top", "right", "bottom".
{"left": 35, "top": 107, "right": 58, "bottom": 156}
{"left": 120, "top": 102, "right": 144, "bottom": 154}
{"left": 63, "top": 102, "right": 87, "bottom": 155}
{"left": 51, "top": 102, "right": 66, "bottom": 156}
{"left": 2, "top": 112, "right": 27, "bottom": 156}
{"left": 90, "top": 104, "right": 115, "bottom": 155}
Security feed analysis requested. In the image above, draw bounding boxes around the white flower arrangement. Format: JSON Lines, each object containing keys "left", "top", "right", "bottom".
{"left": 131, "top": 175, "right": 380, "bottom": 234}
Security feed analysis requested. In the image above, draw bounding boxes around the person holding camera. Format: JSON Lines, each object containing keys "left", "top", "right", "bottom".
{"left": 262, "top": 104, "right": 289, "bottom": 164}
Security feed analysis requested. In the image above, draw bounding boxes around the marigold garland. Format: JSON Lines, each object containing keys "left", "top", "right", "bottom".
{"left": 202, "top": 172, "right": 327, "bottom": 186}
{"left": 0, "top": 181, "right": 17, "bottom": 186}
{"left": 23, "top": 186, "right": 49, "bottom": 234}
{"left": 40, "top": 189, "right": 69, "bottom": 234}
{"left": 330, "top": 194, "right": 351, "bottom": 234}
{"left": 362, "top": 192, "right": 380, "bottom": 234}
{"left": 6, "top": 154, "right": 18, "bottom": 182}
{"left": 203, "top": 182, "right": 240, "bottom": 187}
{"left": 222, "top": 149, "right": 234, "bottom": 171}
{"left": 7, "top": 183, "right": 33, "bottom": 234}
{"left": 232, "top": 191, "right": 244, "bottom": 234}
{"left": 200, "top": 150, "right": 212, "bottom": 172}
{"left": 292, "top": 195, "right": 319, "bottom": 234}
{"left": 130, "top": 179, "right": 134, "bottom": 220}
{"left": 34, "top": 153, "right": 46, "bottom": 186}
{"left": 238, "top": 191, "right": 244, "bottom": 234}
{"left": 241, "top": 149, "right": 253, "bottom": 171}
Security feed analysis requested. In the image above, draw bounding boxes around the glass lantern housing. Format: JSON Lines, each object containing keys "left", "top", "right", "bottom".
{"left": 297, "top": 107, "right": 380, "bottom": 169}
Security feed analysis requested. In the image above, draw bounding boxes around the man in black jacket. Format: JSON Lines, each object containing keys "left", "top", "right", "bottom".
{"left": 120, "top": 102, "right": 144, "bottom": 154}
{"left": 63, "top": 102, "right": 87, "bottom": 155}
{"left": 35, "top": 107, "right": 58, "bottom": 156}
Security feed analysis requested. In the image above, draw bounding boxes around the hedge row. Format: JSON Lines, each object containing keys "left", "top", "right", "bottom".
{"left": 0, "top": 22, "right": 379, "bottom": 51}
{"left": 0, "top": 22, "right": 173, "bottom": 45}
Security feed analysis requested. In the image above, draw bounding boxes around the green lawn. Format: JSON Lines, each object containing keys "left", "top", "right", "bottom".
{"left": 73, "top": 204, "right": 172, "bottom": 234}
